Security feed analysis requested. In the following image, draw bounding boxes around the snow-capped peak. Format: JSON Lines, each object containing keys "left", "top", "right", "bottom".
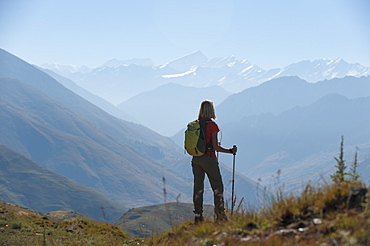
{"left": 102, "top": 57, "right": 154, "bottom": 67}
{"left": 159, "top": 50, "right": 209, "bottom": 72}
{"left": 40, "top": 63, "right": 91, "bottom": 76}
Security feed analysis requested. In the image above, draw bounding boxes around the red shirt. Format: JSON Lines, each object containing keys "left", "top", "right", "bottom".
{"left": 202, "top": 119, "right": 220, "bottom": 155}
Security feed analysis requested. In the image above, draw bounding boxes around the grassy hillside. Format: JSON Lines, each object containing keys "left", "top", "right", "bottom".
{"left": 147, "top": 182, "right": 369, "bottom": 245}
{"left": 1, "top": 180, "right": 368, "bottom": 245}
{"left": 46, "top": 210, "right": 95, "bottom": 222}
{"left": 0, "top": 202, "right": 131, "bottom": 246}
{"left": 0, "top": 144, "right": 126, "bottom": 222}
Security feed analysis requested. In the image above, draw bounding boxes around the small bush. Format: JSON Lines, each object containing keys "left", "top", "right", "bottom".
{"left": 11, "top": 222, "right": 22, "bottom": 229}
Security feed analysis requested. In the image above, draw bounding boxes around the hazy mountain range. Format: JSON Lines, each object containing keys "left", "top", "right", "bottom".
{"left": 0, "top": 48, "right": 187, "bottom": 209}
{"left": 38, "top": 67, "right": 136, "bottom": 123}
{"left": 0, "top": 48, "right": 263, "bottom": 221}
{"left": 219, "top": 76, "right": 370, "bottom": 188}
{"left": 0, "top": 75, "right": 186, "bottom": 209}
{"left": 169, "top": 75, "right": 370, "bottom": 190}
{"left": 41, "top": 51, "right": 370, "bottom": 137}
{"left": 218, "top": 92, "right": 370, "bottom": 189}
{"left": 42, "top": 50, "right": 370, "bottom": 105}
{"left": 1, "top": 46, "right": 370, "bottom": 225}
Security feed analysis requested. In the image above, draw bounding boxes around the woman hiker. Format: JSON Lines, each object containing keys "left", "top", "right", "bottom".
{"left": 192, "top": 100, "right": 237, "bottom": 223}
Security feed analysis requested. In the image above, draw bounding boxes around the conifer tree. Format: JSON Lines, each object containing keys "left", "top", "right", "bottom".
{"left": 349, "top": 150, "right": 360, "bottom": 181}
{"left": 331, "top": 136, "right": 349, "bottom": 183}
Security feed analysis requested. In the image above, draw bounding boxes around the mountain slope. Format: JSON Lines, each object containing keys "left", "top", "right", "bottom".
{"left": 69, "top": 64, "right": 164, "bottom": 104}
{"left": 0, "top": 76, "right": 190, "bottom": 208}
{"left": 39, "top": 67, "right": 136, "bottom": 122}
{"left": 0, "top": 144, "right": 126, "bottom": 222}
{"left": 0, "top": 48, "right": 180, "bottom": 164}
{"left": 216, "top": 76, "right": 370, "bottom": 125}
{"left": 219, "top": 94, "right": 370, "bottom": 189}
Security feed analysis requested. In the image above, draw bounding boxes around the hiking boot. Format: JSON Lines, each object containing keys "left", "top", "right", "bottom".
{"left": 194, "top": 214, "right": 204, "bottom": 224}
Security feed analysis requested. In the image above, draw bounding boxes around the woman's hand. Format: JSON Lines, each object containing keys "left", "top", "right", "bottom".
{"left": 229, "top": 146, "right": 237, "bottom": 154}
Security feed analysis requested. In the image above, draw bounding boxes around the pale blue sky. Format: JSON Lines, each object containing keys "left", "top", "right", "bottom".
{"left": 1, "top": 0, "right": 369, "bottom": 69}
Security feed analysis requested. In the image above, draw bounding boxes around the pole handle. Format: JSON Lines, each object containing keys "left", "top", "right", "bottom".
{"left": 232, "top": 145, "right": 237, "bottom": 155}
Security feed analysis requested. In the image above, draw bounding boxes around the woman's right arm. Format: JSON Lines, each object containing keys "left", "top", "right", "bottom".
{"left": 211, "top": 132, "right": 237, "bottom": 154}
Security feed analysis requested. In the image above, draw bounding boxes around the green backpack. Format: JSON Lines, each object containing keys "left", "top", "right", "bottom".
{"left": 184, "top": 119, "right": 212, "bottom": 156}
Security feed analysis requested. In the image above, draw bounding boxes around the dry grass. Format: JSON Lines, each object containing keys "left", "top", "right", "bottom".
{"left": 0, "top": 202, "right": 133, "bottom": 246}
{"left": 145, "top": 181, "right": 369, "bottom": 245}
{"left": 1, "top": 180, "right": 368, "bottom": 245}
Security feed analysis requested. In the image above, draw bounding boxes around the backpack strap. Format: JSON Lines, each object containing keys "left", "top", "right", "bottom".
{"left": 200, "top": 119, "right": 214, "bottom": 153}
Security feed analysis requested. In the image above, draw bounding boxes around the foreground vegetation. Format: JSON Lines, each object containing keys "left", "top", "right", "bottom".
{"left": 1, "top": 180, "right": 368, "bottom": 245}
{"left": 147, "top": 181, "right": 369, "bottom": 245}
{"left": 0, "top": 202, "right": 131, "bottom": 245}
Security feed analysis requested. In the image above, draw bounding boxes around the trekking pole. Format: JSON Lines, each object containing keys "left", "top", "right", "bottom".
{"left": 231, "top": 145, "right": 237, "bottom": 217}
{"left": 217, "top": 141, "right": 221, "bottom": 161}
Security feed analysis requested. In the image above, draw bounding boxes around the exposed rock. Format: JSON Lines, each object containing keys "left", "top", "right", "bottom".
{"left": 313, "top": 218, "right": 323, "bottom": 225}
{"left": 274, "top": 229, "right": 298, "bottom": 236}
{"left": 346, "top": 186, "right": 368, "bottom": 211}
{"left": 287, "top": 221, "right": 310, "bottom": 230}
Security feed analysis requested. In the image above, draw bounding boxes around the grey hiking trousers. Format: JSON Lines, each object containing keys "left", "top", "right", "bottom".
{"left": 192, "top": 155, "right": 225, "bottom": 216}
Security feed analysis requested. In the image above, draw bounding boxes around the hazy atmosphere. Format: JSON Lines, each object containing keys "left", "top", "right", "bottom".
{"left": 1, "top": 0, "right": 370, "bottom": 243}
{"left": 1, "top": 0, "right": 370, "bottom": 69}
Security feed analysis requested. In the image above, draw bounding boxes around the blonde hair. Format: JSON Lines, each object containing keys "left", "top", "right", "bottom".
{"left": 198, "top": 100, "right": 217, "bottom": 119}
